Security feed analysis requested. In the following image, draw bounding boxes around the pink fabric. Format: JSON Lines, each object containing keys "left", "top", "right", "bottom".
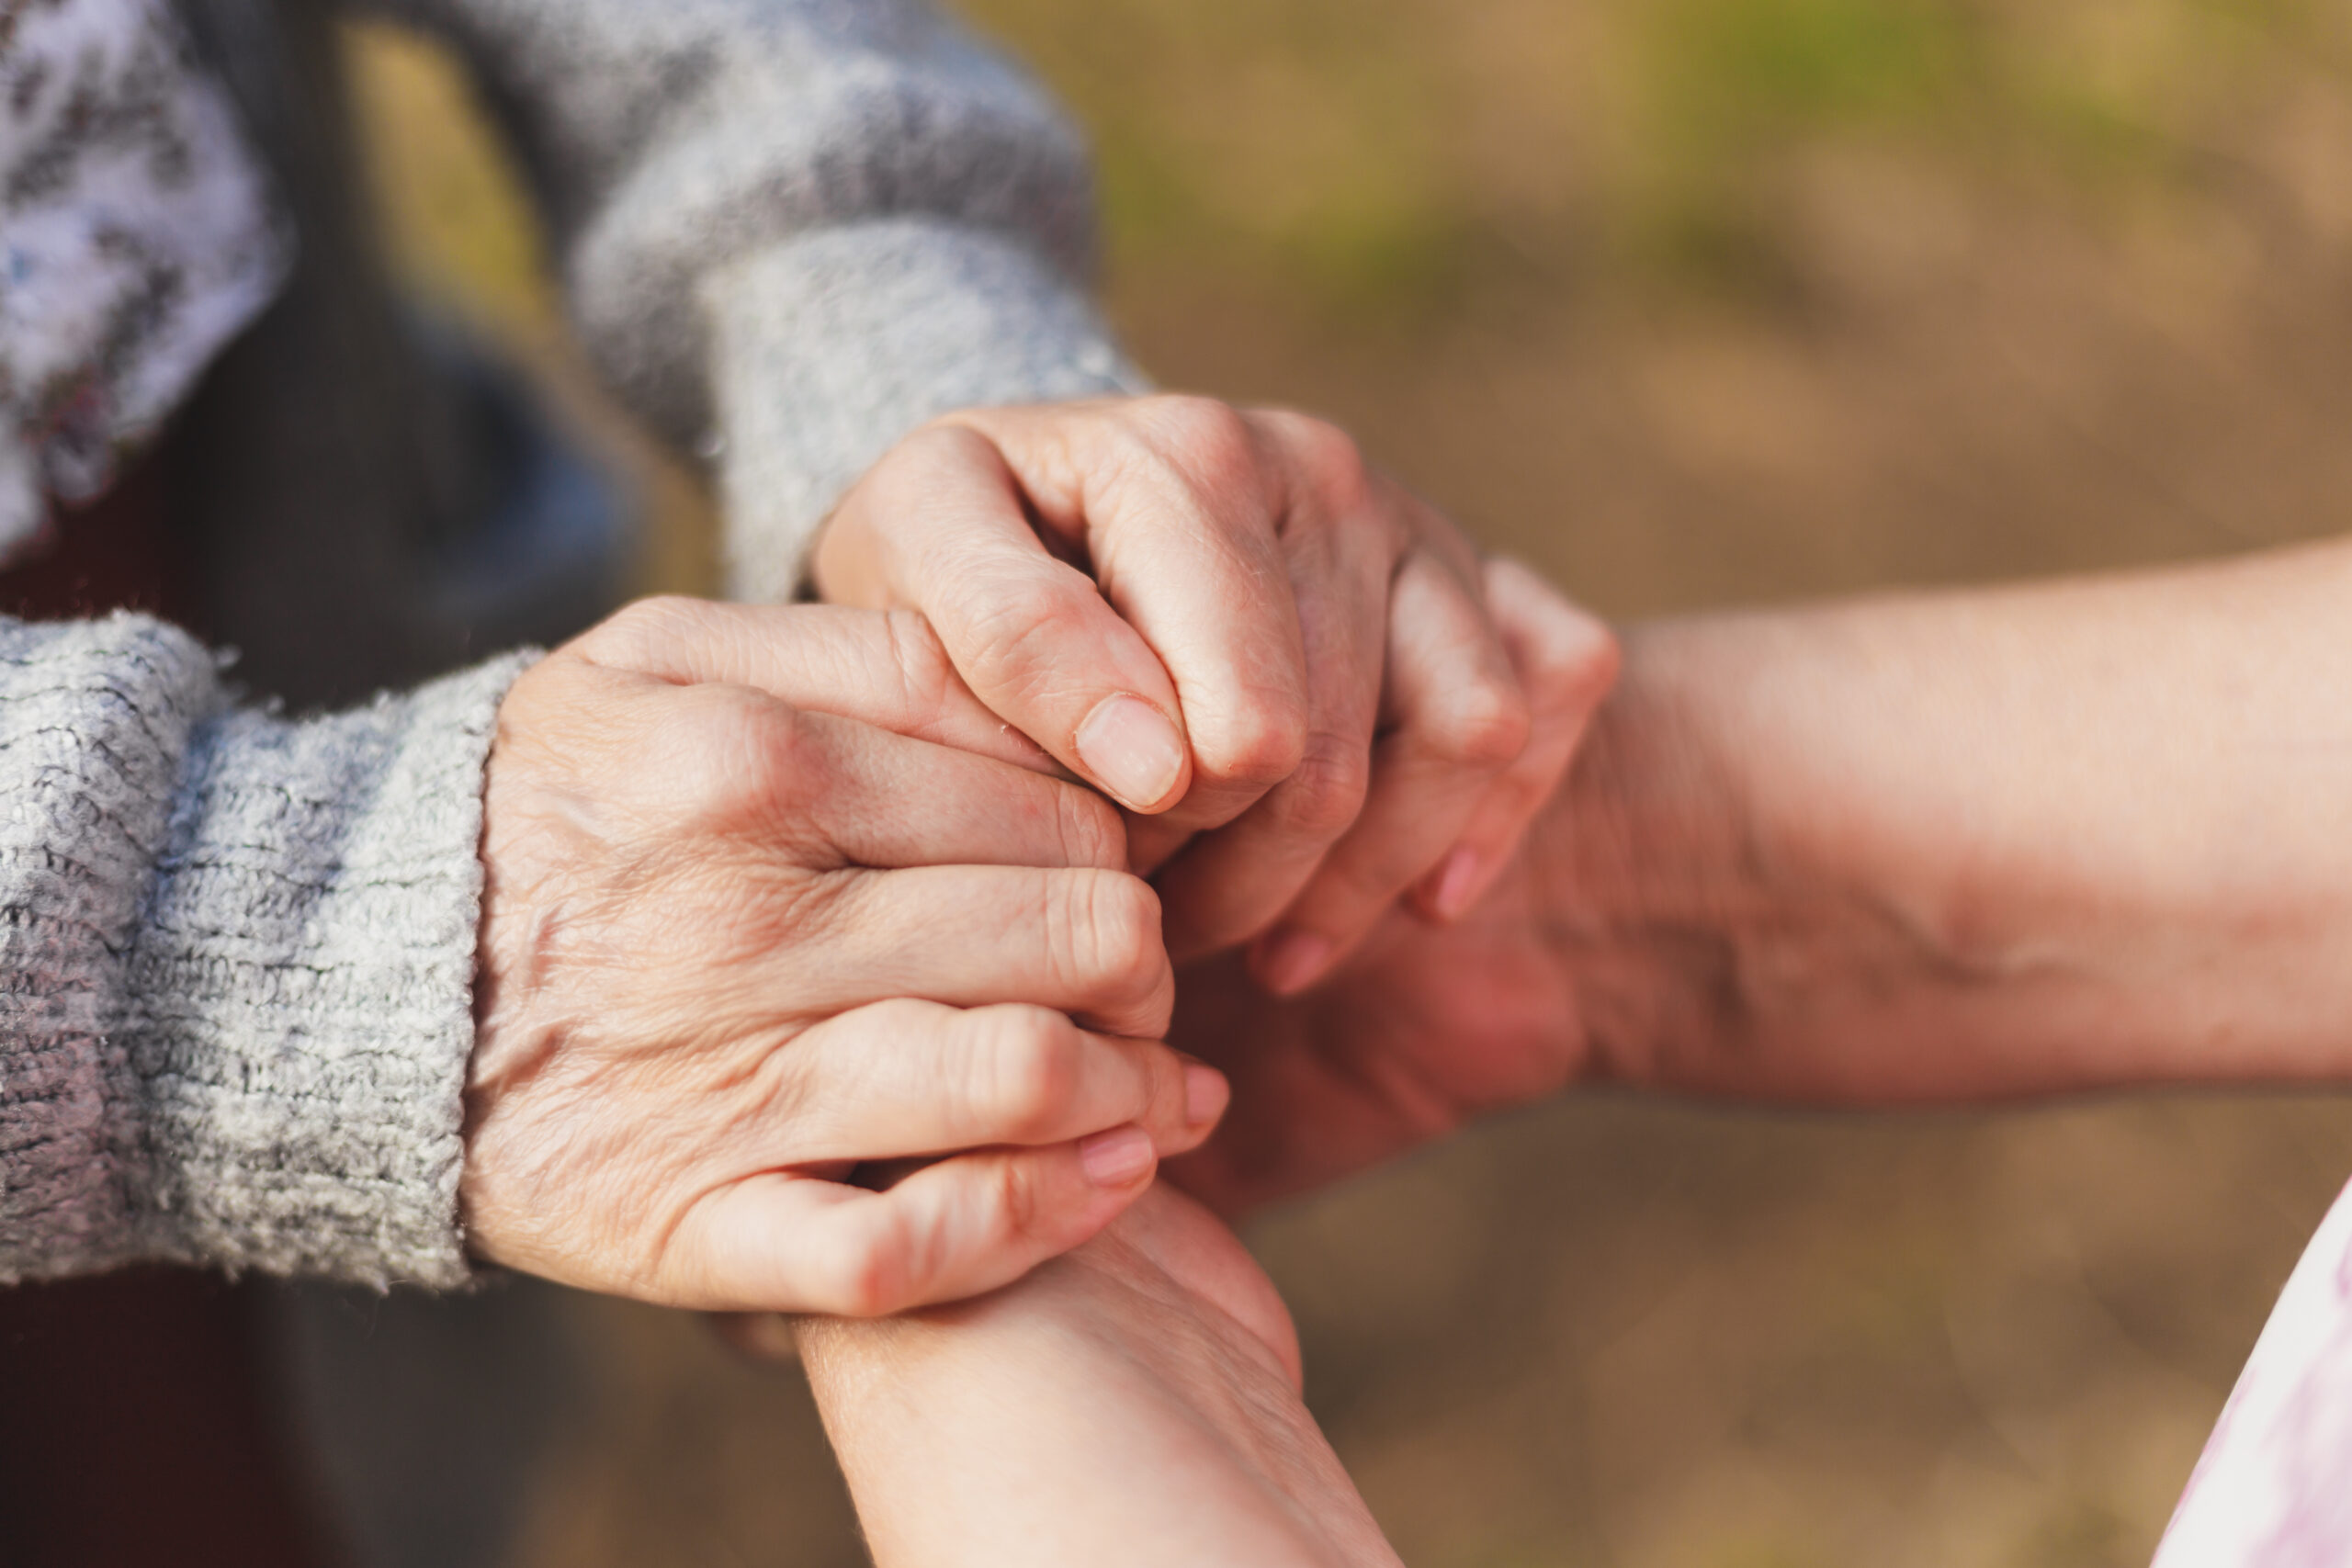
{"left": 2155, "top": 1177, "right": 2352, "bottom": 1565}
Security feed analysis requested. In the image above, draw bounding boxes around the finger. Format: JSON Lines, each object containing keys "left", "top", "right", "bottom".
{"left": 808, "top": 865, "right": 1176, "bottom": 1039}
{"left": 582, "top": 671, "right": 1126, "bottom": 873}
{"left": 571, "top": 596, "right": 1058, "bottom": 773}
{"left": 816, "top": 422, "right": 1202, "bottom": 813}
{"left": 1147, "top": 456, "right": 1400, "bottom": 959}
{"left": 778, "top": 998, "right": 1227, "bottom": 1164}
{"left": 1247, "top": 547, "right": 1532, "bottom": 994}
{"left": 674, "top": 1135, "right": 1161, "bottom": 1314}
{"left": 1411, "top": 558, "right": 1619, "bottom": 922}
{"left": 945, "top": 401, "right": 1323, "bottom": 824}
{"left": 752, "top": 708, "right": 1129, "bottom": 872}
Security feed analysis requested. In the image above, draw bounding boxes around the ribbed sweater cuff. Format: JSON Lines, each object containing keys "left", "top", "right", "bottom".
{"left": 704, "top": 217, "right": 1148, "bottom": 604}
{"left": 124, "top": 653, "right": 532, "bottom": 1287}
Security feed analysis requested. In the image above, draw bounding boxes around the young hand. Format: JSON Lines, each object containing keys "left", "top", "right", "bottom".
{"left": 795, "top": 1183, "right": 1402, "bottom": 1568}
{"left": 463, "top": 598, "right": 1227, "bottom": 1314}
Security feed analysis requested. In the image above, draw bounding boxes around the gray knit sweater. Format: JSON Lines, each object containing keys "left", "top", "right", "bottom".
{"left": 0, "top": 0, "right": 1144, "bottom": 1289}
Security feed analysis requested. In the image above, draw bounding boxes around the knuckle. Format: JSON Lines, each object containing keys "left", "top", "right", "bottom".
{"left": 877, "top": 609, "right": 956, "bottom": 692}
{"left": 1145, "top": 393, "right": 1257, "bottom": 468}
{"left": 1057, "top": 871, "right": 1166, "bottom": 995}
{"left": 1264, "top": 732, "right": 1373, "bottom": 841}
{"left": 876, "top": 609, "right": 967, "bottom": 721}
{"left": 1532, "top": 621, "right": 1623, "bottom": 715}
{"left": 1053, "top": 782, "right": 1128, "bottom": 872}
{"left": 1193, "top": 691, "right": 1311, "bottom": 790}
{"left": 1093, "top": 873, "right": 1168, "bottom": 981}
{"left": 989, "top": 1155, "right": 1049, "bottom": 1247}
{"left": 889, "top": 419, "right": 1001, "bottom": 484}
{"left": 1130, "top": 1041, "right": 1186, "bottom": 1125}
{"left": 575, "top": 594, "right": 706, "bottom": 668}
{"left": 839, "top": 424, "right": 1008, "bottom": 558}
{"left": 811, "top": 1219, "right": 910, "bottom": 1318}
{"left": 956, "top": 563, "right": 1101, "bottom": 701}
{"left": 972, "top": 1006, "right": 1084, "bottom": 1142}
{"left": 1428, "top": 677, "right": 1533, "bottom": 769}
{"left": 670, "top": 685, "right": 808, "bottom": 826}
{"left": 1121, "top": 397, "right": 1263, "bottom": 510}
{"left": 1487, "top": 560, "right": 1623, "bottom": 708}
{"left": 1273, "top": 412, "right": 1371, "bottom": 504}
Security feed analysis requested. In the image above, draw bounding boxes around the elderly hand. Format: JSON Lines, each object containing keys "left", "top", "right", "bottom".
{"left": 795, "top": 1183, "right": 1402, "bottom": 1568}
{"left": 461, "top": 598, "right": 1227, "bottom": 1315}
{"left": 815, "top": 397, "right": 1597, "bottom": 994}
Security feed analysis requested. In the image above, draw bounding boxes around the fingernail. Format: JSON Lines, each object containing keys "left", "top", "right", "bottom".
{"left": 1080, "top": 1125, "right": 1157, "bottom": 1187}
{"left": 1183, "top": 1064, "right": 1230, "bottom": 1128}
{"left": 1074, "top": 694, "right": 1187, "bottom": 811}
{"left": 1430, "top": 847, "right": 1483, "bottom": 919}
{"left": 1254, "top": 927, "right": 1334, "bottom": 997}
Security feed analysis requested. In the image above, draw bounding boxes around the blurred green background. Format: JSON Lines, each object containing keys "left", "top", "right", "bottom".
{"left": 345, "top": 3, "right": 2352, "bottom": 1563}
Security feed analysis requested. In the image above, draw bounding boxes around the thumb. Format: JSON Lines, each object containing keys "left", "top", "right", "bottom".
{"left": 817, "top": 423, "right": 1194, "bottom": 813}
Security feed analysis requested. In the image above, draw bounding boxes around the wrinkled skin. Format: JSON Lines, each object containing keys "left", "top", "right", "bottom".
{"left": 463, "top": 598, "right": 1228, "bottom": 1315}
{"left": 816, "top": 396, "right": 1611, "bottom": 993}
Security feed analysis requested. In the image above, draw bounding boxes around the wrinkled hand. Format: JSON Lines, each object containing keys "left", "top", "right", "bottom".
{"left": 463, "top": 598, "right": 1227, "bottom": 1314}
{"left": 816, "top": 396, "right": 1598, "bottom": 993}
{"left": 796, "top": 1184, "right": 1401, "bottom": 1568}
{"left": 1170, "top": 564, "right": 1616, "bottom": 1214}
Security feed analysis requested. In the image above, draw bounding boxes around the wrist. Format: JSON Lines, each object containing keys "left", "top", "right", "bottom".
{"left": 1539, "top": 604, "right": 2135, "bottom": 1104}
{"left": 1530, "top": 615, "right": 1946, "bottom": 1099}
{"left": 134, "top": 654, "right": 524, "bottom": 1285}
{"left": 1523, "top": 620, "right": 1759, "bottom": 1092}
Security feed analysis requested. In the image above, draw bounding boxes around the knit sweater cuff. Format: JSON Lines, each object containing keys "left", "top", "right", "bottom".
{"left": 705, "top": 217, "right": 1148, "bottom": 604}
{"left": 120, "top": 653, "right": 532, "bottom": 1287}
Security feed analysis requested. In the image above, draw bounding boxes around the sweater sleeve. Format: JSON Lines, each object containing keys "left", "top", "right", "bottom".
{"left": 360, "top": 0, "right": 1148, "bottom": 602}
{"left": 0, "top": 614, "right": 530, "bottom": 1288}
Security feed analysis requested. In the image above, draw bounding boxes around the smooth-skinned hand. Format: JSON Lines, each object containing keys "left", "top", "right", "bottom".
{"left": 794, "top": 1183, "right": 1402, "bottom": 1568}
{"left": 815, "top": 396, "right": 1594, "bottom": 994}
{"left": 462, "top": 597, "right": 1228, "bottom": 1315}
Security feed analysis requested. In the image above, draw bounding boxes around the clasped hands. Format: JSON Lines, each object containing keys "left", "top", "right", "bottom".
{"left": 453, "top": 392, "right": 2352, "bottom": 1564}
{"left": 462, "top": 395, "right": 1617, "bottom": 1318}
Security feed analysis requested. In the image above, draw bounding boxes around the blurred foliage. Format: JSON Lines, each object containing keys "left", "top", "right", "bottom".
{"left": 951, "top": 0, "right": 1468, "bottom": 314}
{"left": 955, "top": 0, "right": 2352, "bottom": 310}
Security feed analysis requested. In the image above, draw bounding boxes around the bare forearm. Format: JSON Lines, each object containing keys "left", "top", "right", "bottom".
{"left": 1550, "top": 538, "right": 2352, "bottom": 1102}
{"left": 798, "top": 1193, "right": 1400, "bottom": 1568}
{"left": 804, "top": 1320, "right": 1370, "bottom": 1568}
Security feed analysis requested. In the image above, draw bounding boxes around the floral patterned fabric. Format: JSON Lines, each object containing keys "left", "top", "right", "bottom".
{"left": 0, "top": 0, "right": 287, "bottom": 563}
{"left": 2156, "top": 1175, "right": 2352, "bottom": 1564}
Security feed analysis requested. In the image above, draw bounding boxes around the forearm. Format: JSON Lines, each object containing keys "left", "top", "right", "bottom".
{"left": 798, "top": 1193, "right": 1400, "bottom": 1568}
{"left": 1551, "top": 537, "right": 2352, "bottom": 1102}
{"left": 365, "top": 0, "right": 1144, "bottom": 595}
